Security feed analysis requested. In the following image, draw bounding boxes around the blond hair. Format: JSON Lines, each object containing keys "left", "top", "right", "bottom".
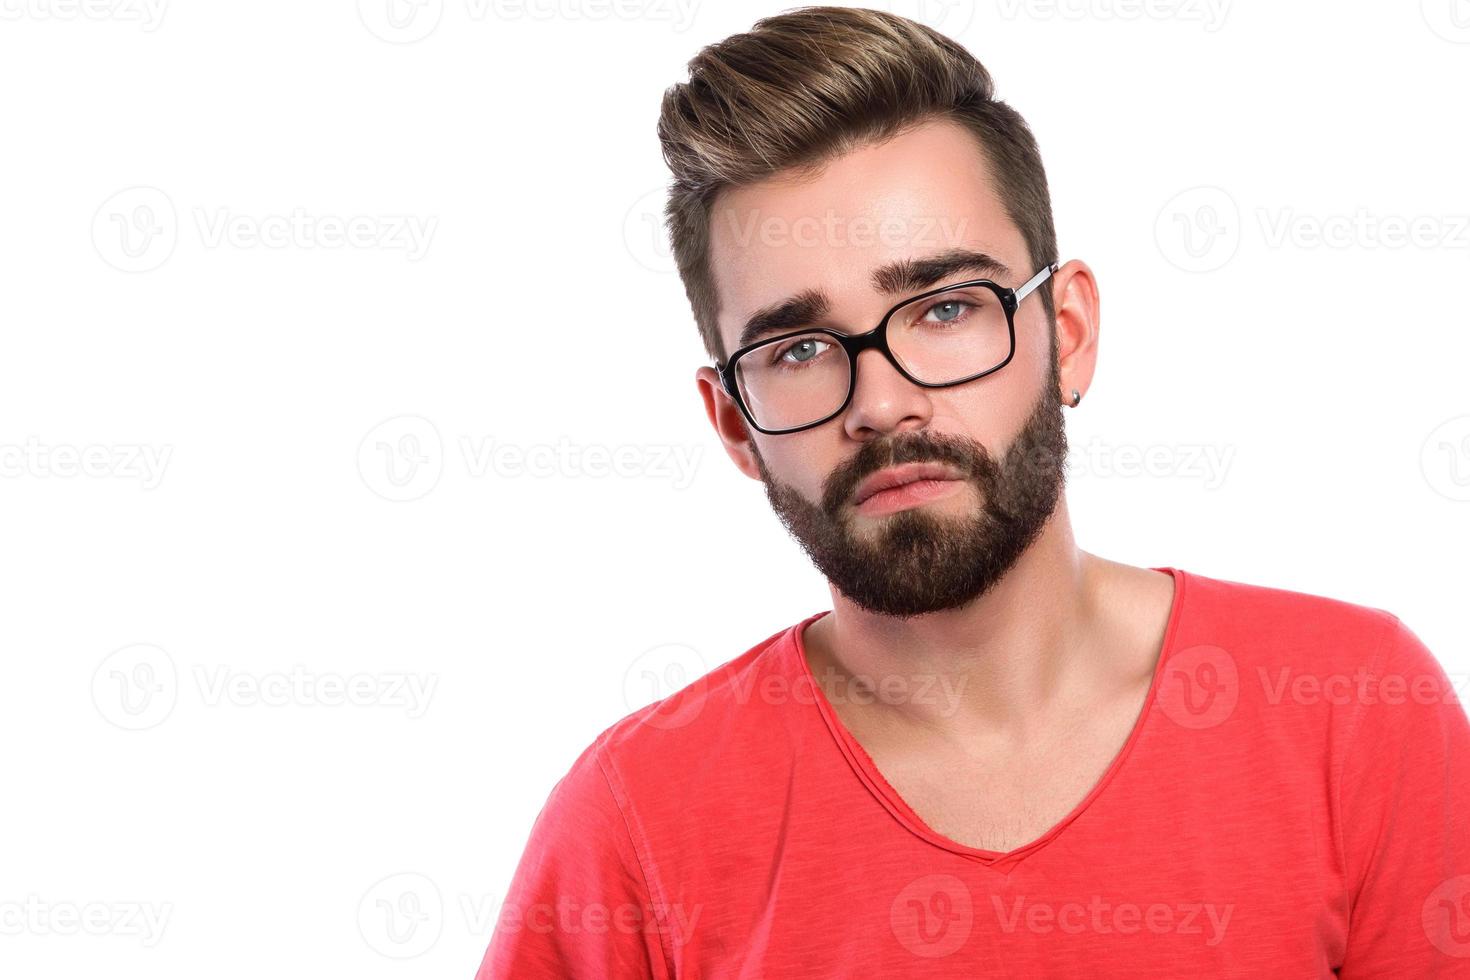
{"left": 658, "top": 5, "right": 1059, "bottom": 364}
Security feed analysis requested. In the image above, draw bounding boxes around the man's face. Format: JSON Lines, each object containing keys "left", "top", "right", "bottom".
{"left": 706, "top": 117, "right": 1067, "bottom": 619}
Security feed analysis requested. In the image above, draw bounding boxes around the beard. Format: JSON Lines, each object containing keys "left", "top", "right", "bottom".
{"left": 751, "top": 366, "right": 1069, "bottom": 620}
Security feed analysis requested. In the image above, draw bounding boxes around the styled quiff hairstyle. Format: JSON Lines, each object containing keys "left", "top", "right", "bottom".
{"left": 658, "top": 5, "right": 1058, "bottom": 365}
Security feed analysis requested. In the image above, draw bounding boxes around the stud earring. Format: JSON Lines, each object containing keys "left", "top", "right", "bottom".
{"left": 1070, "top": 388, "right": 1081, "bottom": 407}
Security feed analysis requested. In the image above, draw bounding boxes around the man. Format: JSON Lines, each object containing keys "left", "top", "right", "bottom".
{"left": 476, "top": 7, "right": 1469, "bottom": 977}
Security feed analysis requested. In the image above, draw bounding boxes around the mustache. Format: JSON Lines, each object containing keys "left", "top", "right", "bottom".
{"left": 823, "top": 434, "right": 993, "bottom": 514}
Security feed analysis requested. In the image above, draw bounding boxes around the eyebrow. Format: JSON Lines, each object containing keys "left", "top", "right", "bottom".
{"left": 733, "top": 248, "right": 1013, "bottom": 351}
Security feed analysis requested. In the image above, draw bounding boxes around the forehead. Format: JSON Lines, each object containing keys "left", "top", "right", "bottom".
{"left": 707, "top": 117, "right": 1025, "bottom": 355}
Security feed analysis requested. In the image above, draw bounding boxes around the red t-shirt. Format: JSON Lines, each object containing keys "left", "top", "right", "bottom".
{"left": 475, "top": 567, "right": 1470, "bottom": 978}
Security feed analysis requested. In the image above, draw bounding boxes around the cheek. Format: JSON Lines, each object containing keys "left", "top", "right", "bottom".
{"left": 758, "top": 434, "right": 839, "bottom": 497}
{"left": 928, "top": 351, "right": 1041, "bottom": 451}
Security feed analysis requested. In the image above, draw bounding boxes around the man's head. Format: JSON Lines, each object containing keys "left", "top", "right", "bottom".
{"left": 659, "top": 6, "right": 1098, "bottom": 618}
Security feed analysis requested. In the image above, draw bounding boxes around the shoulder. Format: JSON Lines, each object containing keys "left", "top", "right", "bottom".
{"left": 1180, "top": 568, "right": 1398, "bottom": 637}
{"left": 1174, "top": 568, "right": 1407, "bottom": 678}
{"left": 563, "top": 614, "right": 819, "bottom": 808}
{"left": 1148, "top": 569, "right": 1445, "bottom": 742}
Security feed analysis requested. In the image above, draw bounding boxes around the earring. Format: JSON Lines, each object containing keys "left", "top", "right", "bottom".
{"left": 1070, "top": 388, "right": 1081, "bottom": 407}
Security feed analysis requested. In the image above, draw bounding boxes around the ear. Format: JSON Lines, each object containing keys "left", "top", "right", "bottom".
{"left": 695, "top": 366, "right": 763, "bottom": 481}
{"left": 1050, "top": 259, "right": 1100, "bottom": 405}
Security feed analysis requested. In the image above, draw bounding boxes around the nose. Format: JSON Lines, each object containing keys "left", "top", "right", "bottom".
{"left": 841, "top": 345, "right": 933, "bottom": 440}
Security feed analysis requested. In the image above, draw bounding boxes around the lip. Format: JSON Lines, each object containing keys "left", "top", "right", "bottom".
{"left": 853, "top": 462, "right": 964, "bottom": 506}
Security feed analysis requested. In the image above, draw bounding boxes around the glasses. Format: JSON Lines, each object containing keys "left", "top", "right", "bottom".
{"left": 715, "top": 262, "right": 1058, "bottom": 435}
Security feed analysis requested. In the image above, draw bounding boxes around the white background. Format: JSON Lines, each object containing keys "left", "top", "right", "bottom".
{"left": 1, "top": 1, "right": 1467, "bottom": 976}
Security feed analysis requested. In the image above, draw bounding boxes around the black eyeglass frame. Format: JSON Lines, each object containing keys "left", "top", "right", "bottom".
{"left": 714, "top": 261, "right": 1060, "bottom": 435}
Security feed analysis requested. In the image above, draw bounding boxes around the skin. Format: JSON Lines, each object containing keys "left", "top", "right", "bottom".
{"left": 692, "top": 117, "right": 1178, "bottom": 850}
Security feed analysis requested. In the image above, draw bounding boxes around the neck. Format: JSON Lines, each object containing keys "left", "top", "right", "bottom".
{"left": 804, "top": 503, "right": 1160, "bottom": 742}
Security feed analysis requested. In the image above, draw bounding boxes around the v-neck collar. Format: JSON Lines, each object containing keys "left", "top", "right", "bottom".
{"left": 790, "top": 566, "right": 1188, "bottom": 871}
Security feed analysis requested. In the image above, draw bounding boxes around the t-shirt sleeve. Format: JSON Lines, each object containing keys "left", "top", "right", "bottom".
{"left": 1337, "top": 614, "right": 1470, "bottom": 978}
{"left": 473, "top": 738, "right": 671, "bottom": 980}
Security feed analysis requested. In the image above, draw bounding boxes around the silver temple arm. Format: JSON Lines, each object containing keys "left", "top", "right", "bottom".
{"left": 1013, "top": 261, "right": 1059, "bottom": 303}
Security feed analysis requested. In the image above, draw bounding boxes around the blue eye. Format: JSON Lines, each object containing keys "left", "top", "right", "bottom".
{"left": 928, "top": 300, "right": 968, "bottom": 323}
{"left": 771, "top": 336, "right": 832, "bottom": 366}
